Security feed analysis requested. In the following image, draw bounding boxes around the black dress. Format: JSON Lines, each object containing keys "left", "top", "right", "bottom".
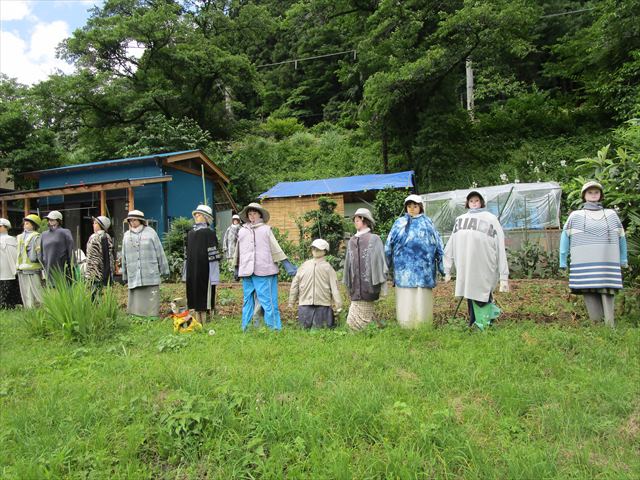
{"left": 185, "top": 226, "right": 220, "bottom": 311}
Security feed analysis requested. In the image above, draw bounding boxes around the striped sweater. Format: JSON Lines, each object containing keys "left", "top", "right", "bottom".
{"left": 559, "top": 208, "right": 628, "bottom": 290}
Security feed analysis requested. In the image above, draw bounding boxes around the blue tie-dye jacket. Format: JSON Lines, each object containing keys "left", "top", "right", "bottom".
{"left": 385, "top": 214, "right": 445, "bottom": 288}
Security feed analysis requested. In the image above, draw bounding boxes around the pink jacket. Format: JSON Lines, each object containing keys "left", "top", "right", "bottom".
{"left": 236, "top": 223, "right": 285, "bottom": 277}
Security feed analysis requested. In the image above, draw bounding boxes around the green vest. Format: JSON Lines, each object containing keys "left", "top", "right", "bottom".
{"left": 17, "top": 231, "right": 42, "bottom": 271}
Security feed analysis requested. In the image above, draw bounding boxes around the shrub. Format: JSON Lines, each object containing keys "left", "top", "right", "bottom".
{"left": 32, "top": 270, "right": 124, "bottom": 342}
{"left": 163, "top": 217, "right": 193, "bottom": 281}
{"left": 373, "top": 188, "right": 411, "bottom": 241}
{"left": 298, "top": 197, "right": 346, "bottom": 257}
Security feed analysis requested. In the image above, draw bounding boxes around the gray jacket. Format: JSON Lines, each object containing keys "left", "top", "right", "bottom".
{"left": 121, "top": 226, "right": 169, "bottom": 289}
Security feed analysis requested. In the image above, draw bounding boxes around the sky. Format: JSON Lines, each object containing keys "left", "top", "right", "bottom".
{"left": 0, "top": 0, "right": 103, "bottom": 85}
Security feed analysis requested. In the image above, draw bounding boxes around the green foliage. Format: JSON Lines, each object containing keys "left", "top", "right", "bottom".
{"left": 373, "top": 188, "right": 411, "bottom": 241}
{"left": 27, "top": 271, "right": 124, "bottom": 342}
{"left": 508, "top": 241, "right": 562, "bottom": 280}
{"left": 163, "top": 217, "right": 193, "bottom": 282}
{"left": 299, "top": 197, "right": 346, "bottom": 257}
{"left": 2, "top": 284, "right": 640, "bottom": 478}
{"left": 157, "top": 335, "right": 188, "bottom": 353}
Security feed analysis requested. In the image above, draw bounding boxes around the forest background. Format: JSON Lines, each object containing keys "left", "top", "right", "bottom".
{"left": 1, "top": 0, "right": 638, "bottom": 245}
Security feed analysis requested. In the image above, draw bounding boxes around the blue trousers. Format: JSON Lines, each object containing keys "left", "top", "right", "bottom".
{"left": 241, "top": 275, "right": 281, "bottom": 331}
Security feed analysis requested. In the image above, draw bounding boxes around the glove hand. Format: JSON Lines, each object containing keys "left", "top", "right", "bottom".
{"left": 282, "top": 259, "right": 297, "bottom": 277}
{"left": 444, "top": 274, "right": 451, "bottom": 283}
{"left": 499, "top": 279, "right": 509, "bottom": 293}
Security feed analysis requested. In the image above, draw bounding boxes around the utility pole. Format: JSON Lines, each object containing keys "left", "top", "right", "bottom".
{"left": 466, "top": 57, "right": 474, "bottom": 121}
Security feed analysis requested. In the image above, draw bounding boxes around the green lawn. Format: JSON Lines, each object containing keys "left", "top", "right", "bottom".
{"left": 1, "top": 281, "right": 639, "bottom": 479}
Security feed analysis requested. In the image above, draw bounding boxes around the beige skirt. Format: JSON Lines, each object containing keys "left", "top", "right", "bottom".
{"left": 395, "top": 287, "right": 434, "bottom": 328}
{"left": 128, "top": 285, "right": 161, "bottom": 317}
{"left": 347, "top": 300, "right": 376, "bottom": 331}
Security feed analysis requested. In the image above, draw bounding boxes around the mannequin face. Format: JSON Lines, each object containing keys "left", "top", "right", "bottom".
{"left": 406, "top": 201, "right": 422, "bottom": 216}
{"left": 354, "top": 216, "right": 367, "bottom": 232}
{"left": 468, "top": 195, "right": 482, "bottom": 209}
{"left": 0, "top": 225, "right": 7, "bottom": 234}
{"left": 128, "top": 219, "right": 141, "bottom": 229}
{"left": 311, "top": 247, "right": 326, "bottom": 258}
{"left": 584, "top": 187, "right": 602, "bottom": 202}
{"left": 93, "top": 220, "right": 102, "bottom": 233}
{"left": 23, "top": 221, "right": 33, "bottom": 232}
{"left": 232, "top": 218, "right": 240, "bottom": 225}
{"left": 47, "top": 219, "right": 60, "bottom": 228}
{"left": 247, "top": 210, "right": 262, "bottom": 224}
{"left": 194, "top": 212, "right": 207, "bottom": 224}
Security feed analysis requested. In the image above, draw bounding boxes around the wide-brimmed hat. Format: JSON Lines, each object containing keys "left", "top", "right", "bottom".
{"left": 0, "top": 218, "right": 11, "bottom": 229}
{"left": 580, "top": 181, "right": 604, "bottom": 201}
{"left": 239, "top": 202, "right": 270, "bottom": 223}
{"left": 465, "top": 190, "right": 486, "bottom": 209}
{"left": 232, "top": 214, "right": 241, "bottom": 222}
{"left": 192, "top": 204, "right": 214, "bottom": 224}
{"left": 44, "top": 210, "right": 63, "bottom": 222}
{"left": 126, "top": 210, "right": 147, "bottom": 225}
{"left": 23, "top": 214, "right": 41, "bottom": 228}
{"left": 93, "top": 216, "right": 111, "bottom": 231}
{"left": 353, "top": 208, "right": 375, "bottom": 226}
{"left": 310, "top": 238, "right": 330, "bottom": 251}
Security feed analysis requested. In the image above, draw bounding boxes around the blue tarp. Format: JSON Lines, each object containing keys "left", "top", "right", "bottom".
{"left": 259, "top": 171, "right": 415, "bottom": 199}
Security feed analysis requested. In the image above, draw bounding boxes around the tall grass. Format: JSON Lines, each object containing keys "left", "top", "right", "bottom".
{"left": 26, "top": 270, "right": 124, "bottom": 342}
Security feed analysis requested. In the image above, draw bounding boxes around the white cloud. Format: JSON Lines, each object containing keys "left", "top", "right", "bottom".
{"left": 0, "top": 0, "right": 33, "bottom": 22}
{"left": 0, "top": 20, "right": 75, "bottom": 84}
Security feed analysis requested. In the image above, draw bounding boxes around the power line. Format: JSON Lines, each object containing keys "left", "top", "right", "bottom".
{"left": 541, "top": 7, "right": 595, "bottom": 18}
{"left": 257, "top": 50, "right": 357, "bottom": 69}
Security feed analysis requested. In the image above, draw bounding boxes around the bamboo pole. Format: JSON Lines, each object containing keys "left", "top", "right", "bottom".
{"left": 24, "top": 198, "right": 30, "bottom": 217}
{"left": 128, "top": 188, "right": 134, "bottom": 211}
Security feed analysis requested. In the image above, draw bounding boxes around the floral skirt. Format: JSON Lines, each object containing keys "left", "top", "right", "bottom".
{"left": 347, "top": 300, "right": 376, "bottom": 331}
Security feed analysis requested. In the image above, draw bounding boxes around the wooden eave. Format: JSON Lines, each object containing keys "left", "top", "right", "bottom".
{"left": 0, "top": 176, "right": 173, "bottom": 201}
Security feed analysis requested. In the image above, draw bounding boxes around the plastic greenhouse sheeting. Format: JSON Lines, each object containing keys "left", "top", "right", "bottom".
{"left": 421, "top": 182, "right": 562, "bottom": 234}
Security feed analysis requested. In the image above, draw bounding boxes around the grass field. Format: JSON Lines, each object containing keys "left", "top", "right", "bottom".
{"left": 1, "top": 280, "right": 639, "bottom": 479}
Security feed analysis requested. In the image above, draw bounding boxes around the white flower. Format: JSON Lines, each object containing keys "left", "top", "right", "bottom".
{"left": 500, "top": 173, "right": 508, "bottom": 183}
{"left": 471, "top": 181, "right": 478, "bottom": 188}
{"left": 515, "top": 178, "right": 520, "bottom": 183}
{"left": 560, "top": 160, "right": 567, "bottom": 167}
{"left": 533, "top": 166, "right": 540, "bottom": 173}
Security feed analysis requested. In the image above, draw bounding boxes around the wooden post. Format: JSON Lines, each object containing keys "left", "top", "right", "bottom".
{"left": 24, "top": 198, "right": 30, "bottom": 217}
{"left": 1, "top": 201, "right": 6, "bottom": 219}
{"left": 100, "top": 190, "right": 107, "bottom": 216}
{"left": 127, "top": 188, "right": 134, "bottom": 211}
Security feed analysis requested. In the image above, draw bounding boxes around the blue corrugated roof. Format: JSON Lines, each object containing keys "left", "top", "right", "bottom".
{"left": 24, "top": 150, "right": 200, "bottom": 177}
{"left": 259, "top": 171, "right": 415, "bottom": 199}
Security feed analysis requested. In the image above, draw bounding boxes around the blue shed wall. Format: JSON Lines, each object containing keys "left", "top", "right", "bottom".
{"left": 134, "top": 183, "right": 165, "bottom": 235}
{"left": 166, "top": 169, "right": 215, "bottom": 225}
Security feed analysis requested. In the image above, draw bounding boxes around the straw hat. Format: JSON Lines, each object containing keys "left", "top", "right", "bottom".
{"left": 239, "top": 202, "right": 270, "bottom": 223}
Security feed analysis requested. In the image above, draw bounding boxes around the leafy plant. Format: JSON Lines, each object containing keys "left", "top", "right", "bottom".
{"left": 157, "top": 335, "right": 189, "bottom": 353}
{"left": 163, "top": 217, "right": 193, "bottom": 282}
{"left": 35, "top": 270, "right": 124, "bottom": 342}
{"left": 373, "top": 188, "right": 411, "bottom": 241}
{"left": 298, "top": 197, "right": 347, "bottom": 256}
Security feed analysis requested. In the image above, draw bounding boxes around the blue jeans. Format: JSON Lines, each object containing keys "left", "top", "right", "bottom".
{"left": 241, "top": 275, "right": 281, "bottom": 331}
